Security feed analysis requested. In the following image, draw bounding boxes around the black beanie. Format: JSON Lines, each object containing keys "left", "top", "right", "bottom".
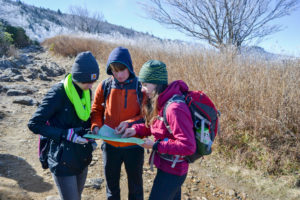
{"left": 71, "top": 51, "right": 99, "bottom": 83}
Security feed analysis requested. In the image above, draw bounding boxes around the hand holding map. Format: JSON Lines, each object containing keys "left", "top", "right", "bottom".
{"left": 84, "top": 125, "right": 144, "bottom": 145}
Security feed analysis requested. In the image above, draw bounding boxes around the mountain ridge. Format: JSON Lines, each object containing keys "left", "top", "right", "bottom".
{"left": 0, "top": 0, "right": 155, "bottom": 42}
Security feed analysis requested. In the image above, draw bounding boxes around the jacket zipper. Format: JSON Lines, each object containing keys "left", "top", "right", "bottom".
{"left": 124, "top": 88, "right": 128, "bottom": 108}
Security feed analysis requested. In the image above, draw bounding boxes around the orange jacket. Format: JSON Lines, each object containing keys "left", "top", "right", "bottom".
{"left": 91, "top": 76, "right": 143, "bottom": 147}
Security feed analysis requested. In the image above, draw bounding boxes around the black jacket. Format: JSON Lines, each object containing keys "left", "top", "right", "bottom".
{"left": 28, "top": 82, "right": 93, "bottom": 176}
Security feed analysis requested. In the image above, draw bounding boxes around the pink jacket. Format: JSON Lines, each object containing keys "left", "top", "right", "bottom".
{"left": 132, "top": 80, "right": 196, "bottom": 176}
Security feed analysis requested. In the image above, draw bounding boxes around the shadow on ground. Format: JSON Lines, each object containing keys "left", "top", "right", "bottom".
{"left": 0, "top": 154, "right": 52, "bottom": 192}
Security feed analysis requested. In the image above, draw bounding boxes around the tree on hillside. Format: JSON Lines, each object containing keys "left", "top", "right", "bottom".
{"left": 68, "top": 5, "right": 105, "bottom": 33}
{"left": 141, "top": 0, "right": 299, "bottom": 49}
{"left": 0, "top": 22, "right": 14, "bottom": 56}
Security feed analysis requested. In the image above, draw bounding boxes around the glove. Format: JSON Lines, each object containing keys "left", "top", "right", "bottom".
{"left": 64, "top": 128, "right": 89, "bottom": 144}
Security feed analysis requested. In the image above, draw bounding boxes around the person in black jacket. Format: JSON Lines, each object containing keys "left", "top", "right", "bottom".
{"left": 28, "top": 51, "right": 99, "bottom": 200}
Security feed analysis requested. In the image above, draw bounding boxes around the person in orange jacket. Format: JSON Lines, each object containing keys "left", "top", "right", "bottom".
{"left": 91, "top": 46, "right": 144, "bottom": 200}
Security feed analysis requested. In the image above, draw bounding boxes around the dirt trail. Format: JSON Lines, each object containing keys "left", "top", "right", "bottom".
{"left": 0, "top": 48, "right": 298, "bottom": 200}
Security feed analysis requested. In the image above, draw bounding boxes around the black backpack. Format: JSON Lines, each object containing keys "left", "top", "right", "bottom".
{"left": 38, "top": 135, "right": 50, "bottom": 169}
{"left": 38, "top": 121, "right": 51, "bottom": 169}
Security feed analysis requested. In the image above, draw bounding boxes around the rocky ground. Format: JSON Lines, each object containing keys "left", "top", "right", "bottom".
{"left": 0, "top": 46, "right": 299, "bottom": 200}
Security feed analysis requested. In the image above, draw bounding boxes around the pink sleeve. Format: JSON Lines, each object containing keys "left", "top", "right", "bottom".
{"left": 158, "top": 102, "right": 196, "bottom": 156}
{"left": 132, "top": 123, "right": 152, "bottom": 137}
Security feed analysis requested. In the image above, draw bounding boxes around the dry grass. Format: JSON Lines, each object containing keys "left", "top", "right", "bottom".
{"left": 43, "top": 35, "right": 300, "bottom": 176}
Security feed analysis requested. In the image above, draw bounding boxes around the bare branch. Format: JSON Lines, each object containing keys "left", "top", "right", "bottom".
{"left": 142, "top": 0, "right": 300, "bottom": 48}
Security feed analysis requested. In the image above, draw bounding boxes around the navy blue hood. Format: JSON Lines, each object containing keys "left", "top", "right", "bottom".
{"left": 106, "top": 46, "right": 135, "bottom": 76}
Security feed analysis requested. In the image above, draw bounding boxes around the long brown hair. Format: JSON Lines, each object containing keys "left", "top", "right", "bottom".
{"left": 142, "top": 84, "right": 168, "bottom": 127}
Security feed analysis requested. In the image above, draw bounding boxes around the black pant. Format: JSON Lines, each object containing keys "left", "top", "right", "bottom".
{"left": 149, "top": 169, "right": 187, "bottom": 200}
{"left": 102, "top": 142, "right": 144, "bottom": 200}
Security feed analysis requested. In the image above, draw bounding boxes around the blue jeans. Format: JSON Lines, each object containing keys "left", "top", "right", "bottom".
{"left": 149, "top": 169, "right": 187, "bottom": 200}
{"left": 102, "top": 142, "right": 144, "bottom": 200}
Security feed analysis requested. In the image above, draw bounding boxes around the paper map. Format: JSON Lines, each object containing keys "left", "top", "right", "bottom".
{"left": 84, "top": 124, "right": 144, "bottom": 145}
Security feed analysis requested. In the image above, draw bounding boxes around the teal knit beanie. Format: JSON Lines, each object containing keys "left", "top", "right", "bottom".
{"left": 139, "top": 60, "right": 168, "bottom": 84}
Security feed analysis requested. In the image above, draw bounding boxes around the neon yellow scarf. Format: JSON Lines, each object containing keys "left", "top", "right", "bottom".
{"left": 64, "top": 74, "right": 91, "bottom": 121}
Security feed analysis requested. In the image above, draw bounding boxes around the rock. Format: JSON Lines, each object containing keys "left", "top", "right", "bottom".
{"left": 45, "top": 195, "right": 60, "bottom": 200}
{"left": 295, "top": 179, "right": 300, "bottom": 188}
{"left": 20, "top": 45, "right": 43, "bottom": 53}
{"left": 90, "top": 160, "right": 97, "bottom": 166}
{"left": 39, "top": 73, "right": 52, "bottom": 81}
{"left": 13, "top": 55, "right": 32, "bottom": 69}
{"left": 0, "top": 111, "right": 6, "bottom": 120}
{"left": 28, "top": 67, "right": 42, "bottom": 74}
{"left": 13, "top": 96, "right": 37, "bottom": 106}
{"left": 3, "top": 85, "right": 38, "bottom": 94}
{"left": 27, "top": 72, "right": 38, "bottom": 80}
{"left": 240, "top": 192, "right": 247, "bottom": 199}
{"left": 84, "top": 178, "right": 104, "bottom": 190}
{"left": 25, "top": 67, "right": 41, "bottom": 80}
{"left": 8, "top": 68, "right": 22, "bottom": 75}
{"left": 0, "top": 59, "right": 17, "bottom": 69}
{"left": 0, "top": 68, "right": 23, "bottom": 82}
{"left": 40, "top": 62, "right": 65, "bottom": 77}
{"left": 0, "top": 75, "right": 12, "bottom": 82}
{"left": 12, "top": 75, "right": 26, "bottom": 82}
{"left": 226, "top": 189, "right": 236, "bottom": 196}
{"left": 7, "top": 89, "right": 29, "bottom": 96}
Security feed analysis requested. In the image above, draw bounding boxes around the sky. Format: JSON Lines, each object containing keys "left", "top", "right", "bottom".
{"left": 20, "top": 0, "right": 300, "bottom": 56}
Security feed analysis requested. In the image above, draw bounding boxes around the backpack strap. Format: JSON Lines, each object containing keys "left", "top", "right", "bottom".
{"left": 102, "top": 77, "right": 143, "bottom": 108}
{"left": 149, "top": 150, "right": 186, "bottom": 170}
{"left": 102, "top": 77, "right": 113, "bottom": 108}
{"left": 135, "top": 77, "right": 143, "bottom": 106}
{"left": 155, "top": 94, "right": 186, "bottom": 168}
{"left": 160, "top": 94, "right": 186, "bottom": 134}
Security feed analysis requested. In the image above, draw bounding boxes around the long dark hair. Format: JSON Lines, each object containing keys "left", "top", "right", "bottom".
{"left": 142, "top": 84, "right": 168, "bottom": 127}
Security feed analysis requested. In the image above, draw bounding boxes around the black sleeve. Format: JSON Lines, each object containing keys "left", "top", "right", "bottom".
{"left": 27, "top": 84, "right": 66, "bottom": 142}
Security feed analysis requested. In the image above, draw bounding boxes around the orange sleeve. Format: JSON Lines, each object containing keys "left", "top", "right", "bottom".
{"left": 91, "top": 82, "right": 105, "bottom": 131}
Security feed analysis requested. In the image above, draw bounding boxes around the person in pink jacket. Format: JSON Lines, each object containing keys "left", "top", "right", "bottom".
{"left": 119, "top": 60, "right": 196, "bottom": 200}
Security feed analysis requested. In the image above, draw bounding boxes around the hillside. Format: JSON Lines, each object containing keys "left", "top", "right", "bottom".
{"left": 0, "top": 0, "right": 154, "bottom": 42}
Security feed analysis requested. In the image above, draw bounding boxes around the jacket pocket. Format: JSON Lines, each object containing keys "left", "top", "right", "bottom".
{"left": 75, "top": 143, "right": 93, "bottom": 165}
{"left": 59, "top": 142, "right": 93, "bottom": 174}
